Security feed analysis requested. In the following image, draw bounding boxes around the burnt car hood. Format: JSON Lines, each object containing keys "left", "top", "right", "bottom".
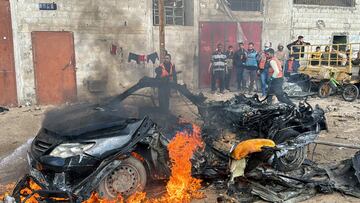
{"left": 42, "top": 103, "right": 134, "bottom": 137}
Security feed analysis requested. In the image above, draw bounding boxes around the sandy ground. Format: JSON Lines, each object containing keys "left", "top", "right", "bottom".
{"left": 1, "top": 92, "right": 360, "bottom": 202}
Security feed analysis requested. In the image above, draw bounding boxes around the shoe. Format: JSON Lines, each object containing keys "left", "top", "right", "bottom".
{"left": 211, "top": 90, "right": 216, "bottom": 94}
{"left": 220, "top": 90, "right": 225, "bottom": 94}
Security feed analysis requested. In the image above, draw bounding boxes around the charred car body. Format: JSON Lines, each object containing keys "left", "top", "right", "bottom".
{"left": 12, "top": 77, "right": 327, "bottom": 202}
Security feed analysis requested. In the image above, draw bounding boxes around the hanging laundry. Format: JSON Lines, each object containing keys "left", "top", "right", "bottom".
{"left": 128, "top": 52, "right": 140, "bottom": 64}
{"left": 139, "top": 55, "right": 146, "bottom": 62}
{"left": 147, "top": 52, "right": 159, "bottom": 64}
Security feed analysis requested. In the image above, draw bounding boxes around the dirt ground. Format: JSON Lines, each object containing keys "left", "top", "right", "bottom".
{"left": 1, "top": 92, "right": 360, "bottom": 202}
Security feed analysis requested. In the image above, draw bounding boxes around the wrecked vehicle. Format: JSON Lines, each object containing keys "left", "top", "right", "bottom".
{"left": 193, "top": 93, "right": 327, "bottom": 180}
{"left": 11, "top": 77, "right": 327, "bottom": 202}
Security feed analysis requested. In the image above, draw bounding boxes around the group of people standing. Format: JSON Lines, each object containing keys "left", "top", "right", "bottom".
{"left": 209, "top": 36, "right": 310, "bottom": 106}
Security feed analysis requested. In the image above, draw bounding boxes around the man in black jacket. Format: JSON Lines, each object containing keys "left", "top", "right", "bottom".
{"left": 225, "top": 45, "right": 235, "bottom": 91}
{"left": 233, "top": 42, "right": 247, "bottom": 91}
{"left": 287, "top": 36, "right": 310, "bottom": 72}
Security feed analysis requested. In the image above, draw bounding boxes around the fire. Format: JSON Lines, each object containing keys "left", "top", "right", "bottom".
{"left": 83, "top": 192, "right": 124, "bottom": 203}
{"left": 124, "top": 124, "right": 204, "bottom": 203}
{"left": 161, "top": 124, "right": 204, "bottom": 202}
{"left": 86, "top": 124, "right": 204, "bottom": 203}
{"left": 19, "top": 179, "right": 42, "bottom": 203}
{"left": 0, "top": 183, "right": 15, "bottom": 200}
{"left": 1, "top": 124, "right": 204, "bottom": 203}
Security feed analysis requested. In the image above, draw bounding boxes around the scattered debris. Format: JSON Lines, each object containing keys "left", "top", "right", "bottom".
{"left": 0, "top": 107, "right": 9, "bottom": 113}
{"left": 4, "top": 77, "right": 360, "bottom": 203}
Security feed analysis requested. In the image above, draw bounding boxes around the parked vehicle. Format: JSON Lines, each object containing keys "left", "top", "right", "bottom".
{"left": 295, "top": 43, "right": 360, "bottom": 101}
{"left": 12, "top": 77, "right": 327, "bottom": 202}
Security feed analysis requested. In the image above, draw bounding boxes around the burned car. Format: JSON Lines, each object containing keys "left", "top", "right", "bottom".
{"left": 12, "top": 77, "right": 327, "bottom": 202}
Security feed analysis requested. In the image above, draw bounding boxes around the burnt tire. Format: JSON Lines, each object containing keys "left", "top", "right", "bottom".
{"left": 318, "top": 82, "right": 332, "bottom": 98}
{"left": 98, "top": 156, "right": 147, "bottom": 199}
{"left": 342, "top": 84, "right": 359, "bottom": 102}
{"left": 272, "top": 129, "right": 306, "bottom": 172}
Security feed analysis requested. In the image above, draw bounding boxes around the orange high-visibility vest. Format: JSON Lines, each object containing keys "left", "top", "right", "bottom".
{"left": 268, "top": 57, "right": 283, "bottom": 78}
{"left": 160, "top": 63, "right": 173, "bottom": 79}
{"left": 258, "top": 52, "right": 267, "bottom": 70}
{"left": 287, "top": 60, "right": 294, "bottom": 73}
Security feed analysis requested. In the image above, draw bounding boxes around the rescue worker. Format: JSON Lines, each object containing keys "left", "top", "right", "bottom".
{"left": 233, "top": 42, "right": 247, "bottom": 91}
{"left": 210, "top": 43, "right": 227, "bottom": 94}
{"left": 257, "top": 42, "right": 271, "bottom": 97}
{"left": 225, "top": 45, "right": 235, "bottom": 91}
{"left": 155, "top": 53, "right": 177, "bottom": 112}
{"left": 265, "top": 48, "right": 295, "bottom": 106}
{"left": 156, "top": 53, "right": 177, "bottom": 82}
{"left": 285, "top": 54, "right": 295, "bottom": 77}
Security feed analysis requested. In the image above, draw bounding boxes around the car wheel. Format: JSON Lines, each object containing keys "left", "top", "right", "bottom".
{"left": 272, "top": 129, "right": 306, "bottom": 172}
{"left": 98, "top": 156, "right": 147, "bottom": 199}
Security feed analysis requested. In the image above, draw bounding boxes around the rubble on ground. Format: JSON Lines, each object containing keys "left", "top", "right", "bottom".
{"left": 1, "top": 79, "right": 360, "bottom": 203}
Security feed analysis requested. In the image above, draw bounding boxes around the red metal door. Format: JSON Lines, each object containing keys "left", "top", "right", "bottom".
{"left": 199, "top": 22, "right": 262, "bottom": 88}
{"left": 0, "top": 0, "right": 17, "bottom": 106}
{"left": 239, "top": 22, "right": 263, "bottom": 51}
{"left": 32, "top": 32, "right": 77, "bottom": 105}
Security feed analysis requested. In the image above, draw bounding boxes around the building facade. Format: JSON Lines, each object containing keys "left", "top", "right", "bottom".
{"left": 0, "top": 0, "right": 359, "bottom": 105}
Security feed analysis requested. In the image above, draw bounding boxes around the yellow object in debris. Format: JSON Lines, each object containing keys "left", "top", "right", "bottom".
{"left": 230, "top": 139, "right": 276, "bottom": 160}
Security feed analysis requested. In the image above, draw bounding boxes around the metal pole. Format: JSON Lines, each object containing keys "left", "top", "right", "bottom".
{"left": 159, "top": 0, "right": 165, "bottom": 62}
{"left": 314, "top": 140, "right": 360, "bottom": 149}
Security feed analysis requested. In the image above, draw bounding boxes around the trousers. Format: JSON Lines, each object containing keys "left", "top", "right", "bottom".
{"left": 260, "top": 70, "right": 269, "bottom": 96}
{"left": 267, "top": 78, "right": 295, "bottom": 106}
{"left": 211, "top": 70, "right": 225, "bottom": 92}
{"left": 243, "top": 66, "right": 257, "bottom": 92}
{"left": 225, "top": 68, "right": 233, "bottom": 90}
{"left": 236, "top": 65, "right": 246, "bottom": 90}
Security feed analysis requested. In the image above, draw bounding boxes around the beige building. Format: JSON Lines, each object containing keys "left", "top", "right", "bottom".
{"left": 0, "top": 0, "right": 359, "bottom": 105}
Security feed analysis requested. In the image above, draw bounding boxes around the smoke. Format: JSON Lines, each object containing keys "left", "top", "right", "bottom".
{"left": 0, "top": 138, "right": 32, "bottom": 185}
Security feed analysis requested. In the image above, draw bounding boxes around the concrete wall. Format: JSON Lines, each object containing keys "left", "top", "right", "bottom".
{"left": 10, "top": 0, "right": 198, "bottom": 105}
{"left": 198, "top": 0, "right": 292, "bottom": 49}
{"left": 10, "top": 0, "right": 360, "bottom": 104}
{"left": 291, "top": 0, "right": 360, "bottom": 45}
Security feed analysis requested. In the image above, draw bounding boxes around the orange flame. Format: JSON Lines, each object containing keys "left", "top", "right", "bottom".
{"left": 124, "top": 124, "right": 204, "bottom": 203}
{"left": 1, "top": 124, "right": 204, "bottom": 203}
{"left": 83, "top": 192, "right": 124, "bottom": 203}
{"left": 0, "top": 183, "right": 15, "bottom": 200}
{"left": 161, "top": 124, "right": 204, "bottom": 202}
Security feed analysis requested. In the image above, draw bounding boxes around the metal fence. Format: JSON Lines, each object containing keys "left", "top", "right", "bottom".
{"left": 293, "top": 0, "right": 355, "bottom": 7}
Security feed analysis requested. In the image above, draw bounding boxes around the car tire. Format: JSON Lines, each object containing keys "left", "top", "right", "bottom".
{"left": 272, "top": 129, "right": 306, "bottom": 172}
{"left": 98, "top": 156, "right": 147, "bottom": 199}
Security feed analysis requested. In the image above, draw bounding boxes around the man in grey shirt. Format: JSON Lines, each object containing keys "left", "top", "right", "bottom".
{"left": 210, "top": 43, "right": 227, "bottom": 94}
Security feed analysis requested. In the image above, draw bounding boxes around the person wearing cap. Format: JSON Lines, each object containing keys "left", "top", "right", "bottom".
{"left": 265, "top": 48, "right": 295, "bottom": 106}
{"left": 287, "top": 36, "right": 310, "bottom": 72}
{"left": 233, "top": 42, "right": 247, "bottom": 91}
{"left": 275, "top": 44, "right": 288, "bottom": 67}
